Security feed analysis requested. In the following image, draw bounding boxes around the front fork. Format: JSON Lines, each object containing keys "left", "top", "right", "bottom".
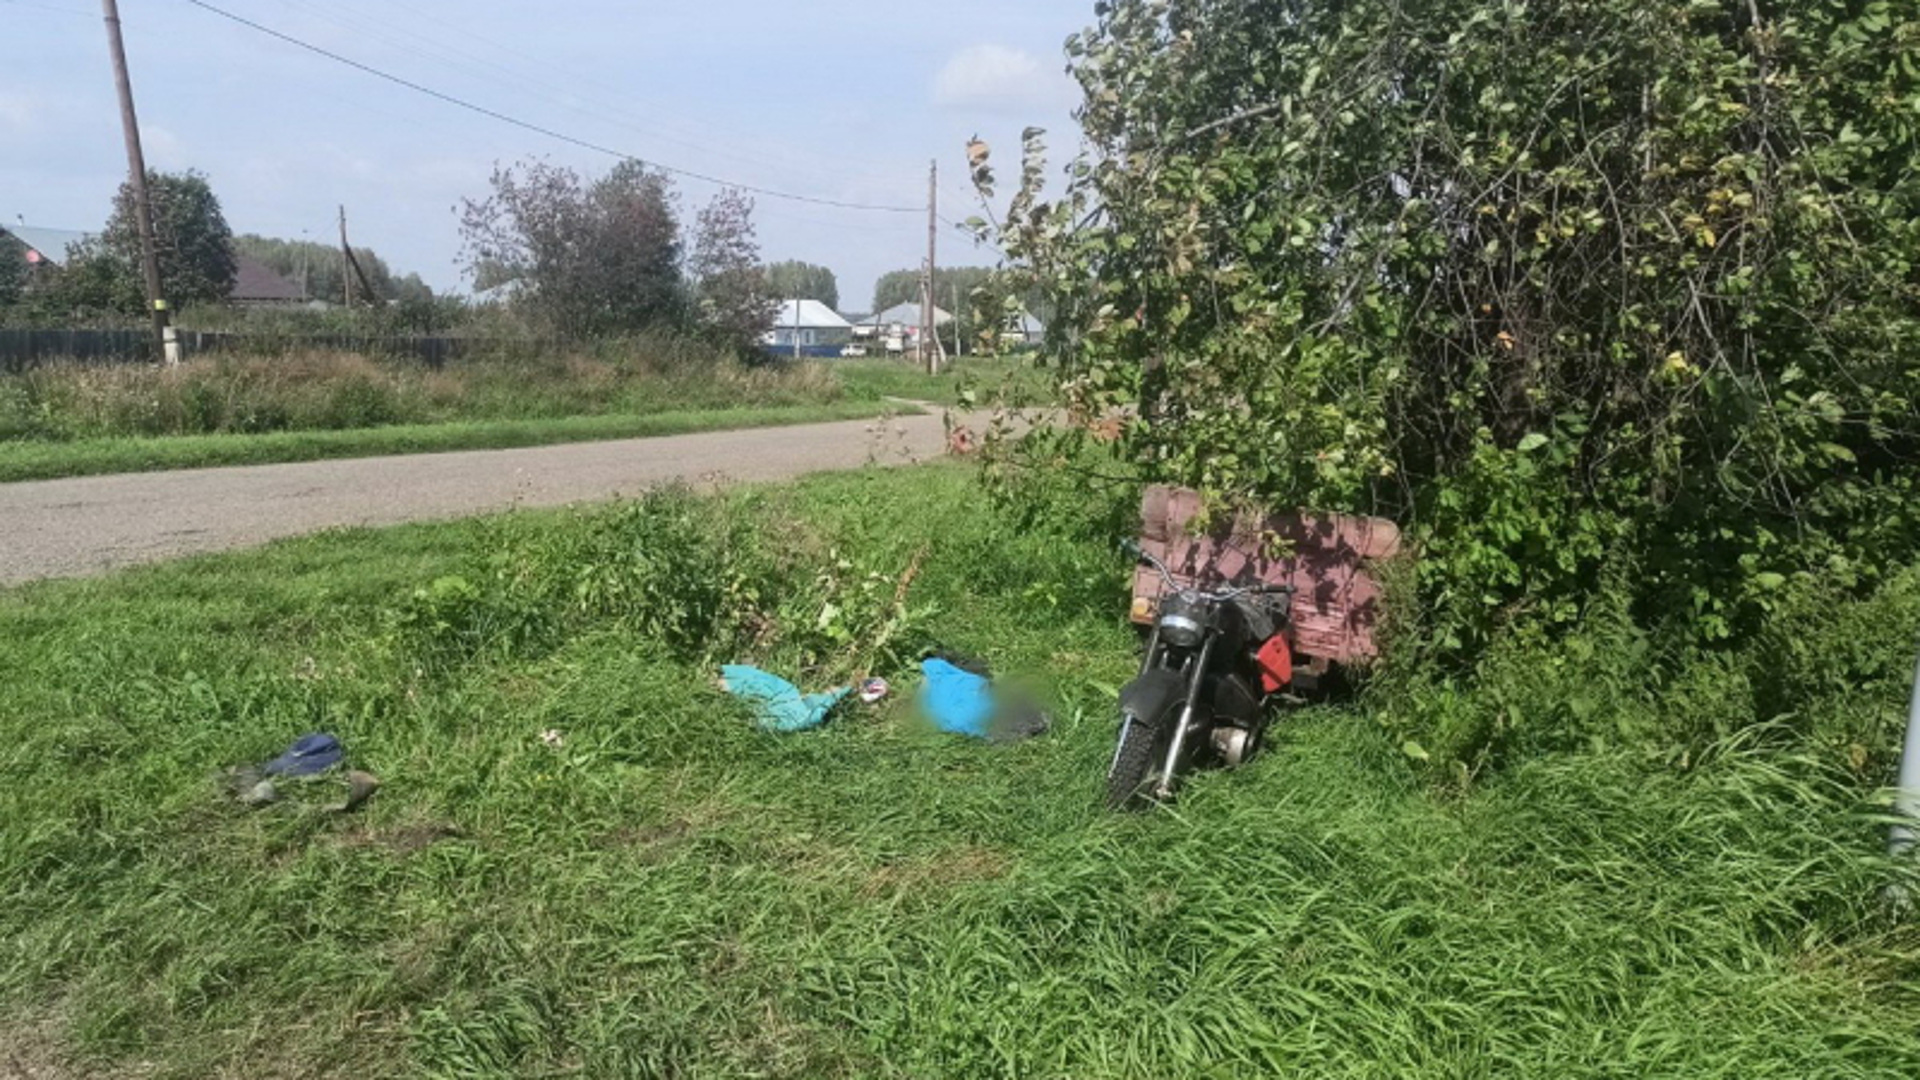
{"left": 1152, "top": 632, "right": 1215, "bottom": 800}
{"left": 1107, "top": 623, "right": 1164, "bottom": 782}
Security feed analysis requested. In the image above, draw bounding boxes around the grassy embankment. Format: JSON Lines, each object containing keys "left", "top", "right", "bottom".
{"left": 0, "top": 349, "right": 1046, "bottom": 482}
{"left": 3, "top": 464, "right": 1917, "bottom": 1077}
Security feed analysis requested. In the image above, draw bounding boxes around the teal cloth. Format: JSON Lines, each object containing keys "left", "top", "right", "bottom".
{"left": 720, "top": 664, "right": 850, "bottom": 733}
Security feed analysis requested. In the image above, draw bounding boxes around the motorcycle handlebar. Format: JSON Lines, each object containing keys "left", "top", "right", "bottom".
{"left": 1123, "top": 539, "right": 1296, "bottom": 601}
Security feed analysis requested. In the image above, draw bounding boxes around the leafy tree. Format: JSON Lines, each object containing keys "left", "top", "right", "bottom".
{"left": 0, "top": 233, "right": 24, "bottom": 310}
{"left": 459, "top": 159, "right": 684, "bottom": 338}
{"left": 391, "top": 272, "right": 435, "bottom": 305}
{"left": 980, "top": 0, "right": 1920, "bottom": 655}
{"left": 39, "top": 237, "right": 132, "bottom": 317}
{"left": 764, "top": 261, "right": 839, "bottom": 310}
{"left": 689, "top": 188, "right": 774, "bottom": 357}
{"left": 101, "top": 169, "right": 237, "bottom": 308}
{"left": 231, "top": 234, "right": 430, "bottom": 305}
{"left": 390, "top": 290, "right": 468, "bottom": 335}
{"left": 871, "top": 266, "right": 993, "bottom": 315}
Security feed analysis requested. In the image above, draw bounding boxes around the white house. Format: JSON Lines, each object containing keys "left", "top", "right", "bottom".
{"left": 853, "top": 301, "right": 954, "bottom": 354}
{"left": 765, "top": 299, "right": 853, "bottom": 350}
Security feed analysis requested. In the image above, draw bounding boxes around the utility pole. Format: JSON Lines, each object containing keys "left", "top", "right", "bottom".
{"left": 339, "top": 205, "right": 353, "bottom": 308}
{"left": 792, "top": 297, "right": 801, "bottom": 361}
{"left": 924, "top": 158, "right": 938, "bottom": 375}
{"left": 100, "top": 0, "right": 177, "bottom": 365}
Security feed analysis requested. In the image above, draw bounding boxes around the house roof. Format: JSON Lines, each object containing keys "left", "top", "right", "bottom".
{"left": 2, "top": 225, "right": 91, "bottom": 267}
{"left": 230, "top": 254, "right": 306, "bottom": 302}
{"left": 858, "top": 301, "right": 954, "bottom": 327}
{"left": 773, "top": 298, "right": 851, "bottom": 330}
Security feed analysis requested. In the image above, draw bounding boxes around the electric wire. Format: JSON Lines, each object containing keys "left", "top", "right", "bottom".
{"left": 278, "top": 0, "right": 921, "bottom": 187}
{"left": 181, "top": 0, "right": 922, "bottom": 214}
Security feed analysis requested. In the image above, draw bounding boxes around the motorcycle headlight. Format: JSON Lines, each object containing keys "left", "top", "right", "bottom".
{"left": 1157, "top": 593, "right": 1206, "bottom": 648}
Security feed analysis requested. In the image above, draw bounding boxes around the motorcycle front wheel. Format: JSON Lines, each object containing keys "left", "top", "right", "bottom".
{"left": 1105, "top": 708, "right": 1171, "bottom": 811}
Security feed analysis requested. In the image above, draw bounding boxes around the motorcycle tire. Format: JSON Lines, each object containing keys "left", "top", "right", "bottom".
{"left": 1105, "top": 710, "right": 1169, "bottom": 811}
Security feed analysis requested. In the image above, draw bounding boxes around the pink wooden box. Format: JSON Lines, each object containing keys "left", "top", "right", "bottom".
{"left": 1131, "top": 485, "right": 1403, "bottom": 669}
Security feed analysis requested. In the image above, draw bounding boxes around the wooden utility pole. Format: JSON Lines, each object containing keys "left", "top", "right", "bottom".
{"left": 100, "top": 0, "right": 176, "bottom": 364}
{"left": 924, "top": 158, "right": 938, "bottom": 375}
{"left": 339, "top": 205, "right": 353, "bottom": 308}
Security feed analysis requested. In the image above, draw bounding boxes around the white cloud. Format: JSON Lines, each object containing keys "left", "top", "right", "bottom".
{"left": 933, "top": 44, "right": 1072, "bottom": 113}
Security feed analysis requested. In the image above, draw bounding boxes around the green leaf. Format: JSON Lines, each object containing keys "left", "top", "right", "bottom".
{"left": 1401, "top": 740, "right": 1431, "bottom": 762}
{"left": 1517, "top": 432, "right": 1549, "bottom": 453}
{"left": 1753, "top": 572, "right": 1786, "bottom": 590}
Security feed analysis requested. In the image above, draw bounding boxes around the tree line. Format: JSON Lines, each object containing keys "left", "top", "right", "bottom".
{"left": 455, "top": 158, "right": 786, "bottom": 356}
{"left": 2, "top": 156, "right": 1017, "bottom": 360}
{"left": 231, "top": 234, "right": 433, "bottom": 309}
{"left": 1, "top": 169, "right": 438, "bottom": 328}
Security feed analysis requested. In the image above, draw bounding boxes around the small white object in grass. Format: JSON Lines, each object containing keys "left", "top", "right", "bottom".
{"left": 540, "top": 728, "right": 565, "bottom": 749}
{"left": 860, "top": 677, "right": 891, "bottom": 704}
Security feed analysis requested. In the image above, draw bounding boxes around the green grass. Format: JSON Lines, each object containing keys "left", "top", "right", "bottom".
{"left": 0, "top": 348, "right": 1019, "bottom": 481}
{"left": 0, "top": 401, "right": 917, "bottom": 483}
{"left": 834, "top": 355, "right": 1054, "bottom": 406}
{"left": 2, "top": 466, "right": 1916, "bottom": 1078}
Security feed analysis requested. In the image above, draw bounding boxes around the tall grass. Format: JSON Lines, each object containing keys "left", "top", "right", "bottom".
{"left": 0, "top": 336, "right": 848, "bottom": 443}
{"left": 1, "top": 466, "right": 1916, "bottom": 1077}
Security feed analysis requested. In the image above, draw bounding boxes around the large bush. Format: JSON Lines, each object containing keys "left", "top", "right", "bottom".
{"left": 458, "top": 160, "right": 686, "bottom": 340}
{"left": 983, "top": 0, "right": 1920, "bottom": 652}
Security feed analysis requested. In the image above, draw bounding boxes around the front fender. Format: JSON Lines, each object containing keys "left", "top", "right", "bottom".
{"left": 1119, "top": 668, "right": 1187, "bottom": 728}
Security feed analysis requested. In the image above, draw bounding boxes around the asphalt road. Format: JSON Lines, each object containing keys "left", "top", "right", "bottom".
{"left": 0, "top": 411, "right": 954, "bottom": 586}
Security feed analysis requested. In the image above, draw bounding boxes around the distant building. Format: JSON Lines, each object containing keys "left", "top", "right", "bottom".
{"left": 471, "top": 278, "right": 527, "bottom": 306}
{"left": 4, "top": 223, "right": 306, "bottom": 306}
{"left": 1, "top": 224, "right": 91, "bottom": 269}
{"left": 853, "top": 301, "right": 954, "bottom": 355}
{"left": 229, "top": 255, "right": 307, "bottom": 306}
{"left": 765, "top": 299, "right": 853, "bottom": 355}
{"left": 856, "top": 301, "right": 953, "bottom": 335}
{"left": 1003, "top": 311, "right": 1044, "bottom": 349}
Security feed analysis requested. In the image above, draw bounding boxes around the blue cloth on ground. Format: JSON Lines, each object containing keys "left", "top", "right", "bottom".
{"left": 262, "top": 732, "right": 345, "bottom": 776}
{"left": 720, "top": 665, "right": 850, "bottom": 733}
{"left": 920, "top": 658, "right": 994, "bottom": 738}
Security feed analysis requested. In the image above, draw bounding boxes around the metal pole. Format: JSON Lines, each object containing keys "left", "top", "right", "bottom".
{"left": 1889, "top": 644, "right": 1920, "bottom": 858}
{"left": 925, "top": 158, "right": 938, "bottom": 375}
{"left": 100, "top": 0, "right": 176, "bottom": 364}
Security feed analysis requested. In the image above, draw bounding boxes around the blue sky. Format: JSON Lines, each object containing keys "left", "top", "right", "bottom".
{"left": 1, "top": 0, "right": 1089, "bottom": 306}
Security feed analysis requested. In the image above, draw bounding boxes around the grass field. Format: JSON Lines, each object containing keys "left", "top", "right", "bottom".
{"left": 833, "top": 355, "right": 1053, "bottom": 407}
{"left": 3, "top": 465, "right": 1916, "bottom": 1078}
{"left": 0, "top": 352, "right": 1030, "bottom": 482}
{"left": 0, "top": 401, "right": 915, "bottom": 483}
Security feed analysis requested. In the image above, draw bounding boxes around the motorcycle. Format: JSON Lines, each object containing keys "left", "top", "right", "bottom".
{"left": 1106, "top": 538, "right": 1296, "bottom": 809}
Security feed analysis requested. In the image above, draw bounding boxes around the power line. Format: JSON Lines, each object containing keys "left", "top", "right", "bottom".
{"left": 181, "top": 0, "right": 922, "bottom": 214}
{"left": 286, "top": 0, "right": 922, "bottom": 186}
